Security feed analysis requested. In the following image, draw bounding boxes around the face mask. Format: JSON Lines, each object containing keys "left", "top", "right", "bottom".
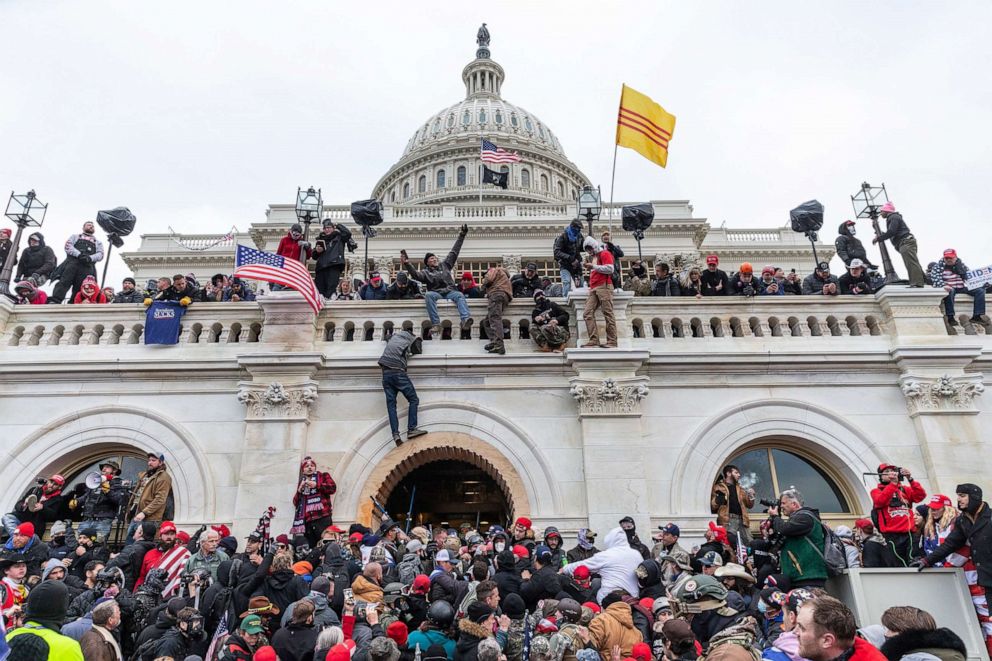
{"left": 848, "top": 227, "right": 856, "bottom": 236}
{"left": 758, "top": 600, "right": 769, "bottom": 614}
{"left": 495, "top": 542, "right": 505, "bottom": 553}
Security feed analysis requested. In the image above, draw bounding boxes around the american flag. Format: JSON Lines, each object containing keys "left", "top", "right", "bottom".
{"left": 481, "top": 138, "right": 521, "bottom": 164}
{"left": 156, "top": 544, "right": 192, "bottom": 598}
{"left": 234, "top": 244, "right": 323, "bottom": 313}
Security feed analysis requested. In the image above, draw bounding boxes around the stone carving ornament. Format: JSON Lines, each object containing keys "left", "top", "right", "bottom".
{"left": 239, "top": 381, "right": 318, "bottom": 418}
{"left": 901, "top": 374, "right": 985, "bottom": 413}
{"left": 570, "top": 378, "right": 649, "bottom": 415}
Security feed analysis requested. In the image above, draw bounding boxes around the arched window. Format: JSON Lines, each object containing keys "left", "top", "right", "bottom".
{"left": 720, "top": 445, "right": 852, "bottom": 514}
{"left": 389, "top": 190, "right": 396, "bottom": 203}
{"left": 432, "top": 119, "right": 441, "bottom": 134}
{"left": 524, "top": 116, "right": 534, "bottom": 131}
{"left": 418, "top": 175, "right": 427, "bottom": 193}
{"left": 403, "top": 182, "right": 410, "bottom": 199}
{"left": 479, "top": 109, "right": 487, "bottom": 124}
{"left": 436, "top": 170, "right": 446, "bottom": 189}
{"left": 521, "top": 169, "right": 531, "bottom": 188}
{"left": 540, "top": 174, "right": 549, "bottom": 191}
{"left": 495, "top": 110, "right": 503, "bottom": 125}
{"left": 510, "top": 114, "right": 519, "bottom": 127}
{"left": 447, "top": 113, "right": 455, "bottom": 128}
{"left": 557, "top": 181, "right": 564, "bottom": 197}
{"left": 457, "top": 166, "right": 467, "bottom": 186}
{"left": 462, "top": 110, "right": 471, "bottom": 126}
{"left": 538, "top": 124, "right": 546, "bottom": 140}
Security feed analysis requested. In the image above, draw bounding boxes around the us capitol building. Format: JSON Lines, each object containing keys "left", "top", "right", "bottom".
{"left": 1, "top": 29, "right": 988, "bottom": 547}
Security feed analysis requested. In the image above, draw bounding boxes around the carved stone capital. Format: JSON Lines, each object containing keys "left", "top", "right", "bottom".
{"left": 502, "top": 254, "right": 522, "bottom": 275}
{"left": 569, "top": 378, "right": 649, "bottom": 417}
{"left": 374, "top": 255, "right": 395, "bottom": 280}
{"left": 238, "top": 381, "right": 319, "bottom": 420}
{"left": 900, "top": 374, "right": 985, "bottom": 415}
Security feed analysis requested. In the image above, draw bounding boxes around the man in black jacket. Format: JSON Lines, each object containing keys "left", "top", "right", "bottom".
{"left": 107, "top": 522, "right": 158, "bottom": 587}
{"left": 553, "top": 219, "right": 584, "bottom": 296}
{"left": 873, "top": 201, "right": 924, "bottom": 287}
{"left": 519, "top": 545, "right": 562, "bottom": 610}
{"left": 838, "top": 259, "right": 873, "bottom": 295}
{"left": 112, "top": 277, "right": 144, "bottom": 304}
{"left": 14, "top": 232, "right": 58, "bottom": 285}
{"left": 492, "top": 550, "right": 521, "bottom": 603}
{"left": 531, "top": 290, "right": 570, "bottom": 352}
{"left": 402, "top": 224, "right": 471, "bottom": 337}
{"left": 386, "top": 271, "right": 423, "bottom": 300}
{"left": 378, "top": 329, "right": 427, "bottom": 446}
{"left": 50, "top": 221, "right": 105, "bottom": 303}
{"left": 74, "top": 459, "right": 127, "bottom": 543}
{"left": 650, "top": 263, "right": 681, "bottom": 297}
{"left": 312, "top": 219, "right": 354, "bottom": 298}
{"left": 700, "top": 254, "right": 728, "bottom": 295}
{"left": 511, "top": 262, "right": 542, "bottom": 298}
{"left": 920, "top": 483, "right": 991, "bottom": 581}
{"left": 834, "top": 221, "right": 877, "bottom": 269}
{"left": 152, "top": 607, "right": 206, "bottom": 660}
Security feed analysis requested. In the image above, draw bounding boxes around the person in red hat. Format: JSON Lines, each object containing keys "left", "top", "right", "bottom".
{"left": 2, "top": 474, "right": 68, "bottom": 542}
{"left": 870, "top": 463, "right": 926, "bottom": 567}
{"left": 852, "top": 519, "right": 887, "bottom": 568}
{"left": 700, "top": 254, "right": 729, "bottom": 296}
{"left": 135, "top": 520, "right": 182, "bottom": 589}
{"left": 929, "top": 248, "right": 987, "bottom": 326}
{"left": 921, "top": 494, "right": 957, "bottom": 564}
{"left": 291, "top": 456, "right": 338, "bottom": 548}
{"left": 510, "top": 517, "right": 532, "bottom": 545}
{"left": 873, "top": 201, "right": 925, "bottom": 287}
{"left": 2, "top": 521, "right": 51, "bottom": 578}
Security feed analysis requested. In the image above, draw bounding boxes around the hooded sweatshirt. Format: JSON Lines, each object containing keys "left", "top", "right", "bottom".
{"left": 562, "top": 527, "right": 642, "bottom": 601}
{"left": 15, "top": 232, "right": 58, "bottom": 281}
{"left": 583, "top": 237, "right": 615, "bottom": 289}
{"left": 13, "top": 280, "right": 47, "bottom": 304}
{"left": 73, "top": 275, "right": 108, "bottom": 304}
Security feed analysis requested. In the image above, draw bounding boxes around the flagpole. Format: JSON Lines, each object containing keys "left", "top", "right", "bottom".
{"left": 606, "top": 142, "right": 619, "bottom": 233}
{"left": 479, "top": 136, "right": 484, "bottom": 205}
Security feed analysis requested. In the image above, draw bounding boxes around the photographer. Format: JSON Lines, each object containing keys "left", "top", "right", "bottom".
{"left": 838, "top": 259, "right": 873, "bottom": 295}
{"left": 531, "top": 289, "right": 570, "bottom": 353}
{"left": 710, "top": 465, "right": 756, "bottom": 545}
{"left": 870, "top": 464, "right": 927, "bottom": 567}
{"left": 312, "top": 218, "right": 355, "bottom": 299}
{"left": 767, "top": 488, "right": 828, "bottom": 588}
{"left": 759, "top": 266, "right": 785, "bottom": 295}
{"left": 802, "top": 262, "right": 839, "bottom": 296}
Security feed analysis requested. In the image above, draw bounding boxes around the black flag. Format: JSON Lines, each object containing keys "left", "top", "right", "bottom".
{"left": 482, "top": 166, "right": 509, "bottom": 189}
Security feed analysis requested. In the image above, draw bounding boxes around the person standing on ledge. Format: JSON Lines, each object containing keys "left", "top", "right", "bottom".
{"left": 873, "top": 201, "right": 925, "bottom": 287}
{"left": 378, "top": 328, "right": 428, "bottom": 447}
{"left": 580, "top": 236, "right": 617, "bottom": 348}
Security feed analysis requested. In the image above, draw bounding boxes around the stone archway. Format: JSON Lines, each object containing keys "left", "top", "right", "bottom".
{"left": 670, "top": 399, "right": 882, "bottom": 517}
{"left": 356, "top": 432, "right": 531, "bottom": 527}
{"left": 0, "top": 405, "right": 215, "bottom": 524}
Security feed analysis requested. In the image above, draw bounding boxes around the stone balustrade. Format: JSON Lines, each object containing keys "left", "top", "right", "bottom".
{"left": 1, "top": 286, "right": 983, "bottom": 351}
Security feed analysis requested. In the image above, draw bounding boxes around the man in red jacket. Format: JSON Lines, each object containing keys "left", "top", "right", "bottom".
{"left": 870, "top": 463, "right": 926, "bottom": 567}
{"left": 276, "top": 224, "right": 312, "bottom": 263}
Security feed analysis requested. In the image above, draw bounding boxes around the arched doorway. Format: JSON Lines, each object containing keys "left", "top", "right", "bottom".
{"left": 383, "top": 459, "right": 511, "bottom": 530}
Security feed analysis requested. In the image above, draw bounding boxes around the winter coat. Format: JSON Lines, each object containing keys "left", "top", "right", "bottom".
{"left": 15, "top": 233, "right": 58, "bottom": 281}
{"left": 728, "top": 274, "right": 760, "bottom": 296}
{"left": 3, "top": 534, "right": 51, "bottom": 577}
{"left": 128, "top": 467, "right": 172, "bottom": 521}
{"left": 134, "top": 607, "right": 174, "bottom": 650}
{"left": 511, "top": 272, "right": 542, "bottom": 298}
{"left": 277, "top": 233, "right": 313, "bottom": 262}
{"left": 494, "top": 566, "right": 522, "bottom": 602}
{"left": 553, "top": 225, "right": 584, "bottom": 276}
{"left": 279, "top": 590, "right": 340, "bottom": 630}
{"left": 112, "top": 288, "right": 144, "bottom": 304}
{"left": 387, "top": 280, "right": 423, "bottom": 299}
{"left": 518, "top": 564, "right": 562, "bottom": 610}
{"left": 802, "top": 272, "right": 840, "bottom": 295}
{"left": 107, "top": 540, "right": 156, "bottom": 587}
{"left": 588, "top": 601, "right": 642, "bottom": 661}
{"left": 455, "top": 617, "right": 507, "bottom": 661}
{"left": 700, "top": 268, "right": 729, "bottom": 296}
{"left": 378, "top": 330, "right": 423, "bottom": 371}
{"left": 8, "top": 484, "right": 68, "bottom": 536}
{"left": 651, "top": 275, "right": 682, "bottom": 297}
{"left": 880, "top": 627, "right": 967, "bottom": 661}
{"left": 359, "top": 281, "right": 389, "bottom": 300}
{"left": 565, "top": 544, "right": 598, "bottom": 564}
{"left": 758, "top": 278, "right": 786, "bottom": 296}
{"left": 404, "top": 232, "right": 467, "bottom": 294}
{"left": 218, "top": 632, "right": 257, "bottom": 661}
{"left": 928, "top": 258, "right": 971, "bottom": 290}
{"left": 293, "top": 471, "right": 336, "bottom": 522}
{"left": 69, "top": 542, "right": 110, "bottom": 579}
{"left": 242, "top": 553, "right": 309, "bottom": 632}
{"left": 79, "top": 625, "right": 121, "bottom": 661}
{"left": 271, "top": 621, "right": 320, "bottom": 661}
{"left": 407, "top": 628, "right": 457, "bottom": 660}
{"left": 351, "top": 574, "right": 384, "bottom": 603}
{"left": 185, "top": 548, "right": 228, "bottom": 582}
{"left": 483, "top": 267, "right": 513, "bottom": 300}
{"left": 313, "top": 224, "right": 353, "bottom": 270}
{"left": 762, "top": 630, "right": 808, "bottom": 661}
{"left": 771, "top": 507, "right": 827, "bottom": 584}
{"left": 78, "top": 479, "right": 127, "bottom": 521}
{"left": 562, "top": 527, "right": 642, "bottom": 602}
{"left": 839, "top": 271, "right": 873, "bottom": 295}
{"left": 711, "top": 479, "right": 756, "bottom": 528}
{"left": 153, "top": 628, "right": 193, "bottom": 660}
{"left": 532, "top": 298, "right": 570, "bottom": 328}
{"left": 6, "top": 621, "right": 85, "bottom": 661}
{"left": 429, "top": 568, "right": 469, "bottom": 607}
{"left": 871, "top": 481, "right": 927, "bottom": 534}
{"left": 222, "top": 282, "right": 255, "bottom": 302}
{"left": 878, "top": 212, "right": 912, "bottom": 249}
{"left": 835, "top": 223, "right": 875, "bottom": 267}
{"left": 925, "top": 502, "right": 992, "bottom": 588}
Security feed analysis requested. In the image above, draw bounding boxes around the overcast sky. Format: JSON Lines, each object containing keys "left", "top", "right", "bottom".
{"left": 2, "top": 1, "right": 990, "bottom": 287}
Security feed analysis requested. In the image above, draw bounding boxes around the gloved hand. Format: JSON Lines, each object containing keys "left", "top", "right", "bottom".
{"left": 298, "top": 240, "right": 310, "bottom": 249}
{"left": 179, "top": 296, "right": 192, "bottom": 306}
{"left": 143, "top": 297, "right": 153, "bottom": 307}
{"left": 913, "top": 559, "right": 929, "bottom": 571}
{"left": 460, "top": 223, "right": 469, "bottom": 236}
{"left": 78, "top": 254, "right": 91, "bottom": 264}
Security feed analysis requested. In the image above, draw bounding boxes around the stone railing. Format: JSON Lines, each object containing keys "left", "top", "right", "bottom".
{"left": 0, "top": 301, "right": 263, "bottom": 348}
{"left": 1, "top": 287, "right": 982, "bottom": 351}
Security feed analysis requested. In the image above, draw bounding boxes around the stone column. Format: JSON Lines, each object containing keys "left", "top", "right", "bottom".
{"left": 567, "top": 350, "right": 651, "bottom": 535}
{"left": 567, "top": 290, "right": 634, "bottom": 348}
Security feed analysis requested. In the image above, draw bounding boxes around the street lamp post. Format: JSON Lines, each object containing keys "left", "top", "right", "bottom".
{"left": 295, "top": 187, "right": 322, "bottom": 265}
{"left": 1, "top": 190, "right": 48, "bottom": 297}
{"left": 577, "top": 185, "right": 602, "bottom": 237}
{"left": 851, "top": 181, "right": 900, "bottom": 284}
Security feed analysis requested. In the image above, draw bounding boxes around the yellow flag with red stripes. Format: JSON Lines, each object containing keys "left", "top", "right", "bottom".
{"left": 616, "top": 84, "right": 676, "bottom": 168}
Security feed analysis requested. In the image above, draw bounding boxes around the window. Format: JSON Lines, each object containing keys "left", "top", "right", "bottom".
{"left": 500, "top": 165, "right": 509, "bottom": 174}
{"left": 433, "top": 119, "right": 441, "bottom": 134}
{"left": 510, "top": 113, "right": 519, "bottom": 127}
{"left": 436, "top": 170, "right": 446, "bottom": 189}
{"left": 479, "top": 109, "right": 487, "bottom": 124}
{"left": 418, "top": 175, "right": 427, "bottom": 193}
{"left": 557, "top": 181, "right": 564, "bottom": 197}
{"left": 540, "top": 174, "right": 549, "bottom": 191}
{"left": 495, "top": 110, "right": 503, "bottom": 125}
{"left": 721, "top": 446, "right": 851, "bottom": 514}
{"left": 538, "top": 124, "right": 546, "bottom": 139}
{"left": 390, "top": 190, "right": 396, "bottom": 202}
{"left": 403, "top": 183, "right": 410, "bottom": 199}
{"left": 525, "top": 116, "right": 533, "bottom": 131}
{"left": 447, "top": 114, "right": 455, "bottom": 128}
{"left": 521, "top": 169, "right": 531, "bottom": 188}
{"left": 462, "top": 110, "right": 471, "bottom": 126}
{"left": 457, "top": 166, "right": 467, "bottom": 186}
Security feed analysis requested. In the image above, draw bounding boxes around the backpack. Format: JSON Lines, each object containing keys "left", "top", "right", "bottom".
{"left": 804, "top": 521, "right": 848, "bottom": 577}
{"left": 397, "top": 554, "right": 421, "bottom": 587}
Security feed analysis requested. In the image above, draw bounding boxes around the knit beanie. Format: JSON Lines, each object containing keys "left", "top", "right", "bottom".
{"left": 140, "top": 521, "right": 158, "bottom": 541}
{"left": 502, "top": 593, "right": 526, "bottom": 619}
{"left": 424, "top": 252, "right": 436, "bottom": 264}
{"left": 25, "top": 579, "right": 68, "bottom": 628}
{"left": 467, "top": 601, "right": 494, "bottom": 623}
{"left": 386, "top": 620, "right": 409, "bottom": 646}
{"left": 7, "top": 633, "right": 50, "bottom": 660}
{"left": 957, "top": 483, "right": 983, "bottom": 513}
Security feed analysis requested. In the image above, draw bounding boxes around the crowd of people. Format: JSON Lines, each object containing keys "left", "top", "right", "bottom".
{"left": 2, "top": 453, "right": 990, "bottom": 661}
{"left": 3, "top": 204, "right": 987, "bottom": 335}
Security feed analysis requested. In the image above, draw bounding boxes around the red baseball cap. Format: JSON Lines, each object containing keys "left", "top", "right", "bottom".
{"left": 411, "top": 574, "right": 431, "bottom": 595}
{"left": 512, "top": 545, "right": 529, "bottom": 559}
{"left": 583, "top": 601, "right": 601, "bottom": 614}
{"left": 49, "top": 474, "right": 66, "bottom": 486}
{"left": 324, "top": 525, "right": 345, "bottom": 534}
{"left": 943, "top": 249, "right": 957, "bottom": 259}
{"left": 928, "top": 494, "right": 952, "bottom": 510}
{"left": 514, "top": 517, "right": 532, "bottom": 529}
{"left": 706, "top": 254, "right": 719, "bottom": 265}
{"left": 573, "top": 565, "right": 591, "bottom": 580}
{"left": 348, "top": 532, "right": 364, "bottom": 544}
{"left": 159, "top": 521, "right": 177, "bottom": 534}
{"left": 177, "top": 531, "right": 191, "bottom": 544}
{"left": 15, "top": 522, "right": 34, "bottom": 537}
{"left": 212, "top": 524, "right": 231, "bottom": 538}
{"left": 632, "top": 642, "right": 652, "bottom": 661}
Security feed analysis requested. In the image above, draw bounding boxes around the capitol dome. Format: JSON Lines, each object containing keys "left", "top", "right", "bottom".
{"left": 372, "top": 27, "right": 592, "bottom": 206}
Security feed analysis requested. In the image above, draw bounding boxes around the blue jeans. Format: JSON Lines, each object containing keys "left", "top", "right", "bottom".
{"left": 944, "top": 287, "right": 986, "bottom": 318}
{"left": 2, "top": 513, "right": 21, "bottom": 538}
{"left": 382, "top": 370, "right": 419, "bottom": 435}
{"left": 425, "top": 290, "right": 469, "bottom": 324}
{"left": 80, "top": 518, "right": 114, "bottom": 543}
{"left": 560, "top": 268, "right": 581, "bottom": 297}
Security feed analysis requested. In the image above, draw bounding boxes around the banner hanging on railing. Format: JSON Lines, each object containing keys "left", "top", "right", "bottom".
{"left": 144, "top": 301, "right": 187, "bottom": 345}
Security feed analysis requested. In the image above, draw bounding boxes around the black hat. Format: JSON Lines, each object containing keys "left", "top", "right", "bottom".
{"left": 322, "top": 218, "right": 335, "bottom": 228}
{"left": 533, "top": 289, "right": 545, "bottom": 300}
{"left": 502, "top": 593, "right": 526, "bottom": 619}
{"left": 424, "top": 252, "right": 436, "bottom": 264}
{"left": 25, "top": 579, "right": 69, "bottom": 623}
{"left": 619, "top": 516, "right": 636, "bottom": 527}
{"left": 957, "top": 483, "right": 983, "bottom": 501}
{"left": 0, "top": 552, "right": 27, "bottom": 571}
{"left": 291, "top": 223, "right": 303, "bottom": 233}
{"left": 140, "top": 521, "right": 158, "bottom": 541}
{"left": 424, "top": 645, "right": 449, "bottom": 661}
{"left": 396, "top": 271, "right": 409, "bottom": 284}
{"left": 526, "top": 262, "right": 538, "bottom": 271}
{"left": 817, "top": 261, "right": 830, "bottom": 272}
{"left": 467, "top": 601, "right": 494, "bottom": 623}
{"left": 123, "top": 277, "right": 136, "bottom": 286}
{"left": 167, "top": 597, "right": 187, "bottom": 617}
{"left": 78, "top": 525, "right": 98, "bottom": 539}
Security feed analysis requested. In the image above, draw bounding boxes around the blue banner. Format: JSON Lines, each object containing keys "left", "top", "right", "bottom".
{"left": 144, "top": 301, "right": 186, "bottom": 345}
